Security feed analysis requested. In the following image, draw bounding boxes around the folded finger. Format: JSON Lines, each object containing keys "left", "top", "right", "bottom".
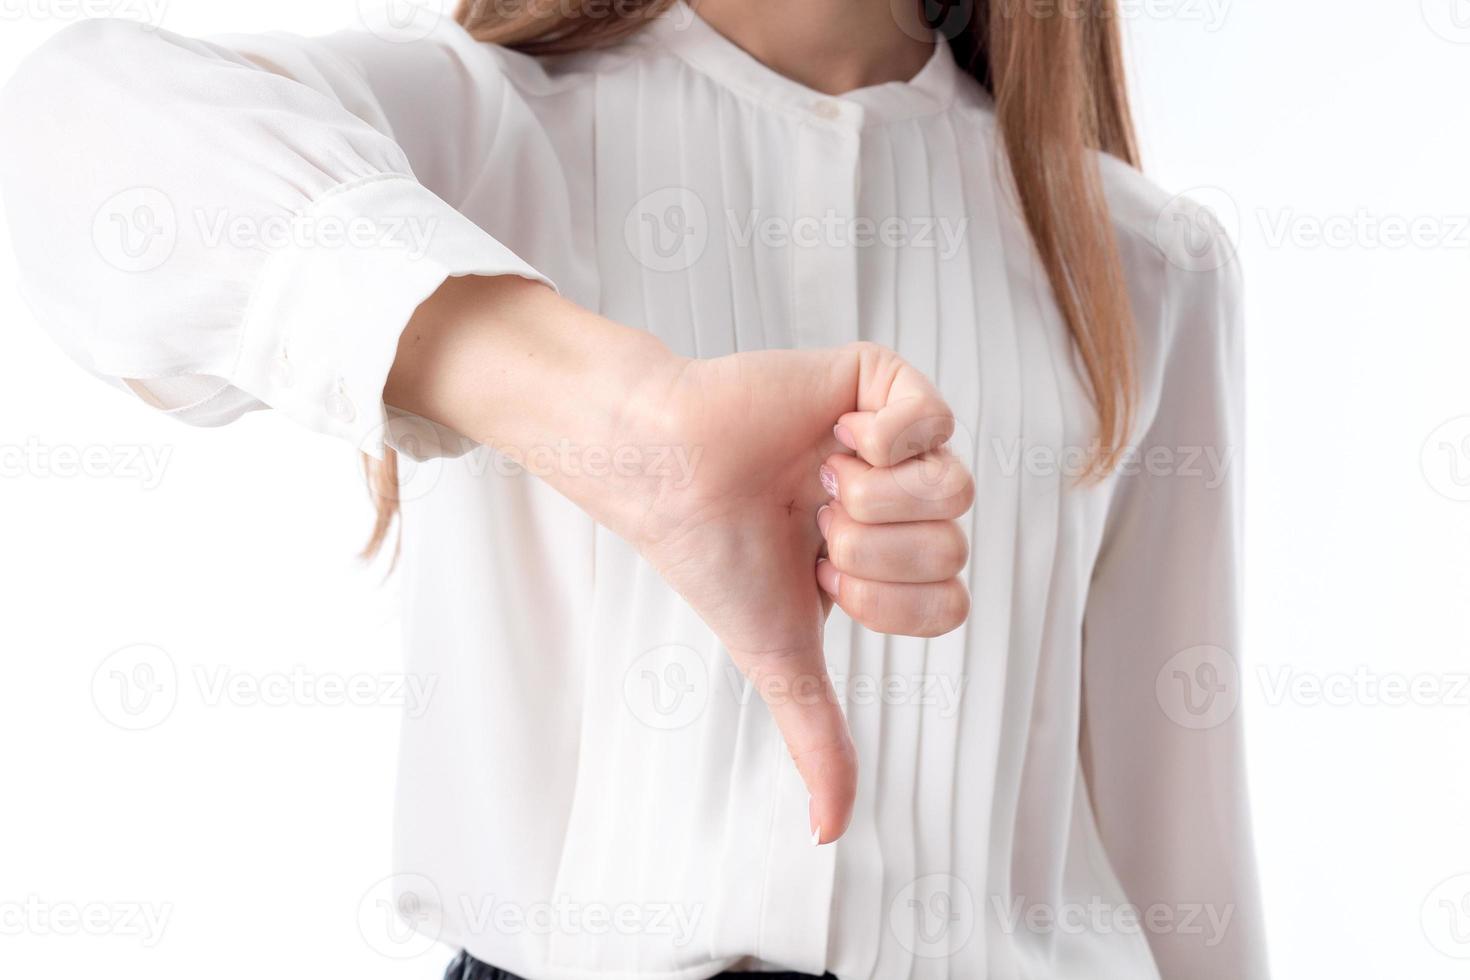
{"left": 837, "top": 342, "right": 956, "bottom": 467}
{"left": 821, "top": 450, "right": 974, "bottom": 524}
{"left": 816, "top": 560, "right": 970, "bottom": 637}
{"left": 818, "top": 502, "right": 969, "bottom": 583}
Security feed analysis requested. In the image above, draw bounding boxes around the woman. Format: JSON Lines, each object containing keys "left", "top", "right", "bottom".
{"left": 0, "top": 0, "right": 1266, "bottom": 977}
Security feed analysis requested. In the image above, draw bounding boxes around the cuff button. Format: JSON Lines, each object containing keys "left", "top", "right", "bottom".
{"left": 269, "top": 356, "right": 294, "bottom": 389}
{"left": 326, "top": 389, "right": 356, "bottom": 424}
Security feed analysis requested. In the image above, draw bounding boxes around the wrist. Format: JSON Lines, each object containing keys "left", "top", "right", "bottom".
{"left": 386, "top": 274, "right": 688, "bottom": 526}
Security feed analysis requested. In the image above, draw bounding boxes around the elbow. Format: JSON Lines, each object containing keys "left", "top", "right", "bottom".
{"left": 0, "top": 19, "right": 176, "bottom": 376}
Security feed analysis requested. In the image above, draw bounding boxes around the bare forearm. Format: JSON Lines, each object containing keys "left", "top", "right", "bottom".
{"left": 384, "top": 274, "right": 683, "bottom": 520}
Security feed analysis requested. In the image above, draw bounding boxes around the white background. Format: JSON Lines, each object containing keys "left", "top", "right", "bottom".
{"left": 1, "top": 1, "right": 1467, "bottom": 977}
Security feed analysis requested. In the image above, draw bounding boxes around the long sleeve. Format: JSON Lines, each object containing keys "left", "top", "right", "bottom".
{"left": 0, "top": 16, "right": 553, "bottom": 457}
{"left": 1079, "top": 240, "right": 1270, "bottom": 978}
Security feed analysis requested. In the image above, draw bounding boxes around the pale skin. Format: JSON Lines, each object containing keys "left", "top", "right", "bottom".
{"left": 384, "top": 1, "right": 967, "bottom": 846}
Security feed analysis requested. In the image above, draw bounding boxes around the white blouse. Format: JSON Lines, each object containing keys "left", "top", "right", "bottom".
{"left": 0, "top": 5, "right": 1267, "bottom": 979}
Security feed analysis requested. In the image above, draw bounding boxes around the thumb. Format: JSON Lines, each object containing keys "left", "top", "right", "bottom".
{"left": 733, "top": 635, "right": 857, "bottom": 846}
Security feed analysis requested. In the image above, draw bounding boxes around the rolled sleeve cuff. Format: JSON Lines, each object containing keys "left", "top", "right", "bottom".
{"left": 231, "top": 174, "right": 554, "bottom": 461}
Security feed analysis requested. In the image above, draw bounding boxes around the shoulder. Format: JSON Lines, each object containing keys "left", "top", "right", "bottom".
{"left": 1096, "top": 153, "right": 1243, "bottom": 373}
{"left": 1092, "top": 155, "right": 1244, "bottom": 442}
{"left": 1097, "top": 152, "right": 1243, "bottom": 314}
{"left": 344, "top": 12, "right": 612, "bottom": 101}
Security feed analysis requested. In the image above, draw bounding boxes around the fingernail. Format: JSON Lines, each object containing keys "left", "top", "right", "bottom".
{"left": 809, "top": 797, "right": 822, "bottom": 846}
{"left": 816, "top": 559, "right": 841, "bottom": 597}
{"left": 833, "top": 424, "right": 858, "bottom": 452}
{"left": 816, "top": 504, "right": 833, "bottom": 537}
{"left": 819, "top": 465, "right": 838, "bottom": 499}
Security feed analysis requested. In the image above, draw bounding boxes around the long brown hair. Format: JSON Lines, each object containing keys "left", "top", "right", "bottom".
{"left": 364, "top": 0, "right": 1139, "bottom": 560}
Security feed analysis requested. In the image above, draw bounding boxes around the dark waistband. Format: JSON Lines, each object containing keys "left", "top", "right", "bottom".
{"left": 444, "top": 950, "right": 837, "bottom": 980}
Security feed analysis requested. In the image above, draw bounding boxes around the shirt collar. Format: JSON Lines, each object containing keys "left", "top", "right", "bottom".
{"left": 650, "top": 1, "right": 961, "bottom": 126}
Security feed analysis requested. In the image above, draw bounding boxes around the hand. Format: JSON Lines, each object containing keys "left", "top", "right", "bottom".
{"left": 387, "top": 277, "right": 974, "bottom": 844}
{"left": 610, "top": 346, "right": 973, "bottom": 844}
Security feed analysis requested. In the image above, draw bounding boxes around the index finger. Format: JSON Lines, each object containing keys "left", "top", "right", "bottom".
{"left": 834, "top": 343, "right": 955, "bottom": 468}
